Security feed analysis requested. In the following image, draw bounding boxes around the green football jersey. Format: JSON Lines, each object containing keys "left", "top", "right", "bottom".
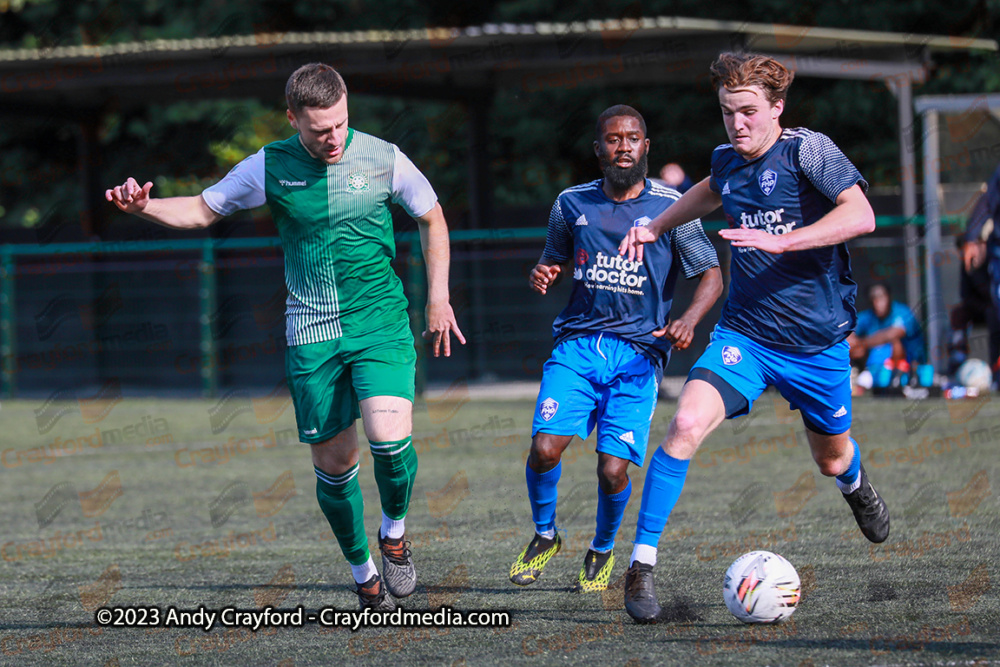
{"left": 203, "top": 128, "right": 438, "bottom": 346}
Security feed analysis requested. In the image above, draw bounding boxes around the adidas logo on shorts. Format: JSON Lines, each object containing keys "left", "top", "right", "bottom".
{"left": 619, "top": 431, "right": 635, "bottom": 445}
{"left": 833, "top": 405, "right": 847, "bottom": 418}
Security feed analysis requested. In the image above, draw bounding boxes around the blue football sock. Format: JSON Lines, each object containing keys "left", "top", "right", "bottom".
{"left": 592, "top": 479, "right": 632, "bottom": 552}
{"left": 525, "top": 461, "right": 561, "bottom": 535}
{"left": 835, "top": 438, "right": 861, "bottom": 493}
{"left": 634, "top": 448, "right": 690, "bottom": 547}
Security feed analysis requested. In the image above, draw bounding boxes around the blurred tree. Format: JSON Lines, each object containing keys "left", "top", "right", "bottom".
{"left": 0, "top": 0, "right": 996, "bottom": 233}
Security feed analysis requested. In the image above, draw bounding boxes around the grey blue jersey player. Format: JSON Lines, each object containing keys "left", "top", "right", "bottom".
{"left": 618, "top": 53, "right": 889, "bottom": 624}
{"left": 510, "top": 105, "right": 722, "bottom": 595}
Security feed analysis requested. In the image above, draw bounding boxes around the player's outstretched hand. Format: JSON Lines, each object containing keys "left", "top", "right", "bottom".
{"left": 618, "top": 225, "right": 658, "bottom": 262}
{"left": 718, "top": 227, "right": 787, "bottom": 254}
{"left": 529, "top": 263, "right": 561, "bottom": 295}
{"left": 105, "top": 177, "right": 153, "bottom": 214}
{"left": 423, "top": 301, "right": 466, "bottom": 358}
{"left": 653, "top": 319, "right": 695, "bottom": 350}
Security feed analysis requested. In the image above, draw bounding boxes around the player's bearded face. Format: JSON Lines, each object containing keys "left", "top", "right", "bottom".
{"left": 596, "top": 116, "right": 649, "bottom": 192}
{"left": 287, "top": 95, "right": 350, "bottom": 164}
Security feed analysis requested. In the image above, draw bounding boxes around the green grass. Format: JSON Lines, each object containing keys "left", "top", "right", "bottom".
{"left": 1, "top": 391, "right": 999, "bottom": 665}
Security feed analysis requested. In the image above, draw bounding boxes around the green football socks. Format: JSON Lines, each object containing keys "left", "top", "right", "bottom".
{"left": 314, "top": 463, "right": 369, "bottom": 565}
{"left": 369, "top": 437, "right": 418, "bottom": 521}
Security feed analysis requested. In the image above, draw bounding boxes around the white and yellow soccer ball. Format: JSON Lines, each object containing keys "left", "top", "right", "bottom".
{"left": 723, "top": 551, "right": 801, "bottom": 623}
{"left": 956, "top": 358, "right": 993, "bottom": 392}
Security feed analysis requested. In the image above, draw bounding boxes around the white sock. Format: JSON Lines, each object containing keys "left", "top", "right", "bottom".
{"left": 381, "top": 512, "right": 405, "bottom": 540}
{"left": 351, "top": 558, "right": 378, "bottom": 584}
{"left": 537, "top": 528, "right": 556, "bottom": 540}
{"left": 589, "top": 540, "right": 613, "bottom": 554}
{"left": 836, "top": 476, "right": 861, "bottom": 494}
{"left": 630, "top": 544, "right": 657, "bottom": 567}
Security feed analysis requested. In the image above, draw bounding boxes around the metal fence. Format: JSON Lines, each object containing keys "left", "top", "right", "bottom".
{"left": 0, "top": 217, "right": 967, "bottom": 398}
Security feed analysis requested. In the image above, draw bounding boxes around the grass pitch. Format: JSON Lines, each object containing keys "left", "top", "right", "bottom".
{"left": 1, "top": 388, "right": 999, "bottom": 665}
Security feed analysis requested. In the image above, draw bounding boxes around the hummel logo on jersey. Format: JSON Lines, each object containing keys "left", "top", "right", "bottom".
{"left": 575, "top": 214, "right": 589, "bottom": 226}
{"left": 721, "top": 181, "right": 730, "bottom": 195}
{"left": 347, "top": 171, "right": 370, "bottom": 192}
{"left": 833, "top": 405, "right": 847, "bottom": 418}
{"left": 721, "top": 345, "right": 742, "bottom": 365}
{"left": 759, "top": 169, "right": 778, "bottom": 196}
{"left": 619, "top": 431, "right": 635, "bottom": 445}
{"left": 540, "top": 398, "right": 559, "bottom": 421}
{"left": 633, "top": 216, "right": 651, "bottom": 227}
{"left": 279, "top": 179, "right": 308, "bottom": 187}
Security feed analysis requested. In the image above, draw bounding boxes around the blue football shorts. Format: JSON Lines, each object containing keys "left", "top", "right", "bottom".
{"left": 532, "top": 332, "right": 659, "bottom": 466}
{"left": 689, "top": 325, "right": 853, "bottom": 436}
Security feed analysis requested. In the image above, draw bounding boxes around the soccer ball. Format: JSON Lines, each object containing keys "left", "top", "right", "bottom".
{"left": 723, "top": 551, "right": 800, "bottom": 623}
{"left": 956, "top": 358, "right": 993, "bottom": 392}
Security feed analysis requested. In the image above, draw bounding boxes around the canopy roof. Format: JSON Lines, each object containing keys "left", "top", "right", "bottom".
{"left": 0, "top": 17, "right": 994, "bottom": 112}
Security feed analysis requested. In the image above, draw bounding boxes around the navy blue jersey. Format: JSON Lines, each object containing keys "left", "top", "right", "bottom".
{"left": 966, "top": 163, "right": 1000, "bottom": 249}
{"left": 709, "top": 128, "right": 869, "bottom": 353}
{"left": 542, "top": 179, "right": 719, "bottom": 371}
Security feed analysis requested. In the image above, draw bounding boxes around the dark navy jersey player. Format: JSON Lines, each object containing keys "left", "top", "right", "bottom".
{"left": 962, "top": 163, "right": 1000, "bottom": 386}
{"left": 711, "top": 128, "right": 864, "bottom": 352}
{"left": 547, "top": 179, "right": 719, "bottom": 371}
{"left": 619, "top": 53, "right": 889, "bottom": 624}
{"left": 509, "top": 105, "right": 723, "bottom": 596}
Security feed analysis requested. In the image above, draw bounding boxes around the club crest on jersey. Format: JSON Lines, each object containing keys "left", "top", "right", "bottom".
{"left": 633, "top": 216, "right": 652, "bottom": 227}
{"left": 722, "top": 345, "right": 742, "bottom": 366}
{"left": 347, "top": 171, "right": 370, "bottom": 192}
{"left": 540, "top": 398, "right": 559, "bottom": 421}
{"left": 758, "top": 169, "right": 778, "bottom": 196}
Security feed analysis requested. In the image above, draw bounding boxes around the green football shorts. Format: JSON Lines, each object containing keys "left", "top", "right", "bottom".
{"left": 285, "top": 318, "right": 416, "bottom": 444}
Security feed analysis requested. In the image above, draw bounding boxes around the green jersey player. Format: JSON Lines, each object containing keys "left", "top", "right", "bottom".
{"left": 105, "top": 63, "right": 465, "bottom": 611}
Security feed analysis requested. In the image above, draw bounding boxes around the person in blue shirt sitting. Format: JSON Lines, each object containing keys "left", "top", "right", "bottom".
{"left": 848, "top": 282, "right": 924, "bottom": 377}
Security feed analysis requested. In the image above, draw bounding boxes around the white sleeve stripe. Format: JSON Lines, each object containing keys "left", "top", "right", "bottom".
{"left": 560, "top": 180, "right": 602, "bottom": 195}
{"left": 391, "top": 145, "right": 438, "bottom": 218}
{"left": 648, "top": 183, "right": 682, "bottom": 201}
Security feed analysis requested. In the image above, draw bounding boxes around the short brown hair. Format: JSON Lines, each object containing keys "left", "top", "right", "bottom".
{"left": 285, "top": 63, "right": 347, "bottom": 112}
{"left": 709, "top": 53, "right": 794, "bottom": 105}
